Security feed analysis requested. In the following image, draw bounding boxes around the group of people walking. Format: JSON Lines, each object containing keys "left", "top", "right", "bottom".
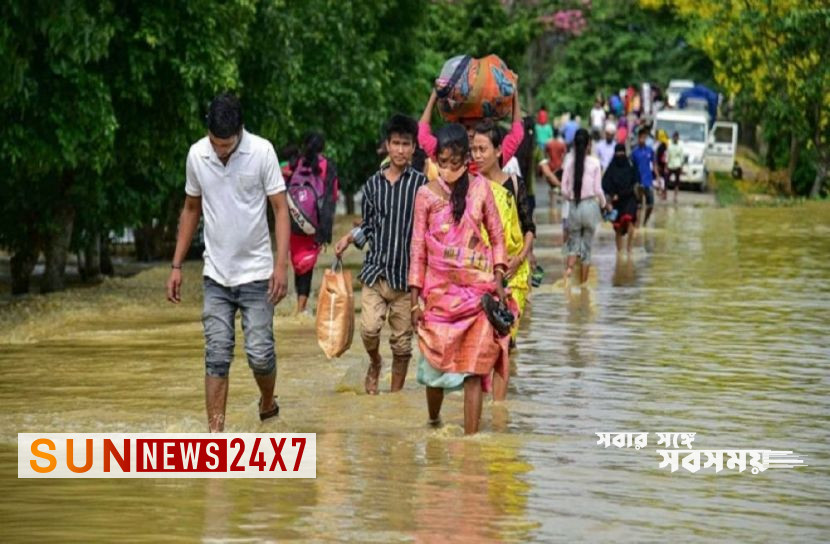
{"left": 333, "top": 88, "right": 533, "bottom": 434}
{"left": 166, "top": 85, "right": 666, "bottom": 435}
{"left": 534, "top": 87, "right": 691, "bottom": 262}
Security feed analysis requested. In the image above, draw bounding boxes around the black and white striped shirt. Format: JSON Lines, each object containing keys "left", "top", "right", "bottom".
{"left": 356, "top": 165, "right": 427, "bottom": 292}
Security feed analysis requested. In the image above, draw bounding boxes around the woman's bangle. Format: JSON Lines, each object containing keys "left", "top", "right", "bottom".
{"left": 411, "top": 305, "right": 421, "bottom": 313}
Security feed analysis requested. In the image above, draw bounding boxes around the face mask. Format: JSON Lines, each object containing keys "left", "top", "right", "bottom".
{"left": 438, "top": 163, "right": 467, "bottom": 184}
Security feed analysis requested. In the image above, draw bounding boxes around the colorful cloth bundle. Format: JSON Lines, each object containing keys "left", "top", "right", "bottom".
{"left": 435, "top": 55, "right": 517, "bottom": 121}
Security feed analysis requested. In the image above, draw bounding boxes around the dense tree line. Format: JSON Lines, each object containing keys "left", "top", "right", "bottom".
{"left": 2, "top": 0, "right": 823, "bottom": 295}
{"left": 0, "top": 0, "right": 546, "bottom": 294}
{"left": 642, "top": 0, "right": 829, "bottom": 196}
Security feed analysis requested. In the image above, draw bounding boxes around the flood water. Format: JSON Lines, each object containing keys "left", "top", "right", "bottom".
{"left": 1, "top": 193, "right": 828, "bottom": 542}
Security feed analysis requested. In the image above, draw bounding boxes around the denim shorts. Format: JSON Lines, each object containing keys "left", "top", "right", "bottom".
{"left": 642, "top": 186, "right": 655, "bottom": 207}
{"left": 202, "top": 277, "right": 276, "bottom": 378}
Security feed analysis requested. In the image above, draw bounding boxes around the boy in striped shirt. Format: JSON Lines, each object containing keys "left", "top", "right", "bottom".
{"left": 335, "top": 114, "right": 427, "bottom": 394}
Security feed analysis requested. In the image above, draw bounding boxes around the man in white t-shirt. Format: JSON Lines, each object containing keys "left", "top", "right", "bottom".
{"left": 590, "top": 100, "right": 606, "bottom": 133}
{"left": 166, "top": 93, "right": 290, "bottom": 432}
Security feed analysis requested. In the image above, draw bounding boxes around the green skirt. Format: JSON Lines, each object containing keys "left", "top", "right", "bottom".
{"left": 416, "top": 354, "right": 471, "bottom": 392}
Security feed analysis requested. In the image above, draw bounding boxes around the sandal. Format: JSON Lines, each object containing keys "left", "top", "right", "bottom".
{"left": 259, "top": 396, "right": 279, "bottom": 421}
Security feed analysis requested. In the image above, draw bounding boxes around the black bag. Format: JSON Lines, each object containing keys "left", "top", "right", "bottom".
{"left": 481, "top": 293, "right": 514, "bottom": 337}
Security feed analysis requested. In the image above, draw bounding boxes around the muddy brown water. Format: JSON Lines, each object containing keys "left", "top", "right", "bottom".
{"left": 1, "top": 196, "right": 828, "bottom": 542}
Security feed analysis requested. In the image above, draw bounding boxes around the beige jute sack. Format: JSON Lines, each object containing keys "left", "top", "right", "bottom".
{"left": 316, "top": 259, "right": 354, "bottom": 358}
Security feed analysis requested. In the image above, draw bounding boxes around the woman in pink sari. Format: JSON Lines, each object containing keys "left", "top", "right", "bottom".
{"left": 409, "top": 124, "right": 510, "bottom": 435}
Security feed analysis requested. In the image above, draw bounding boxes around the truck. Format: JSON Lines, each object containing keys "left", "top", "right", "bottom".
{"left": 654, "top": 109, "right": 710, "bottom": 190}
{"left": 665, "top": 79, "right": 694, "bottom": 108}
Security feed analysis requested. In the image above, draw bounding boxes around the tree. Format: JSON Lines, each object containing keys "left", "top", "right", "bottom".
{"left": 105, "top": 0, "right": 257, "bottom": 261}
{"left": 642, "top": 0, "right": 830, "bottom": 196}
{"left": 1, "top": 0, "right": 550, "bottom": 295}
{"left": 0, "top": 1, "right": 117, "bottom": 294}
{"left": 0, "top": 0, "right": 258, "bottom": 295}
{"left": 241, "top": 0, "right": 538, "bottom": 212}
{"left": 241, "top": 0, "right": 415, "bottom": 213}
{"left": 535, "top": 0, "right": 713, "bottom": 116}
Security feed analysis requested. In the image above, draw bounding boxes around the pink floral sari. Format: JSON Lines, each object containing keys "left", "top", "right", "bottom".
{"left": 409, "top": 174, "right": 510, "bottom": 382}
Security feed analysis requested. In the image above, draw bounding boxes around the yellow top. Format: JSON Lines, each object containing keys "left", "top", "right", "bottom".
{"left": 483, "top": 180, "right": 530, "bottom": 300}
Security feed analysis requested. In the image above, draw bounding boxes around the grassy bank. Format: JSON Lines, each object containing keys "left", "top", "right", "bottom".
{"left": 711, "top": 172, "right": 746, "bottom": 206}
{"left": 710, "top": 171, "right": 821, "bottom": 208}
{"left": 710, "top": 145, "right": 822, "bottom": 207}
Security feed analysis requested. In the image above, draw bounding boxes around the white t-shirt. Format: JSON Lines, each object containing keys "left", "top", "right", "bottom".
{"left": 185, "top": 129, "right": 285, "bottom": 287}
{"left": 595, "top": 139, "right": 616, "bottom": 172}
{"left": 502, "top": 156, "right": 522, "bottom": 178}
{"left": 590, "top": 107, "right": 606, "bottom": 131}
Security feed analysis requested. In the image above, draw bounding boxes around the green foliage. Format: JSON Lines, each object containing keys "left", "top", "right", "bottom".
{"left": 647, "top": 0, "right": 830, "bottom": 196}
{"left": 106, "top": 0, "right": 256, "bottom": 237}
{"left": 536, "top": 0, "right": 713, "bottom": 116}
{"left": 241, "top": 0, "right": 538, "bottom": 196}
{"left": 0, "top": 1, "right": 118, "bottom": 253}
{"left": 241, "top": 0, "right": 414, "bottom": 197}
{"left": 0, "top": 0, "right": 258, "bottom": 260}
{"left": 1, "top": 0, "right": 547, "bottom": 290}
{"left": 712, "top": 172, "right": 744, "bottom": 206}
{"left": 4, "top": 0, "right": 742, "bottom": 293}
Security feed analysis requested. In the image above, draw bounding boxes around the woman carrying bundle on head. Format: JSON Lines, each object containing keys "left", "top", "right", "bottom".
{"left": 417, "top": 57, "right": 524, "bottom": 178}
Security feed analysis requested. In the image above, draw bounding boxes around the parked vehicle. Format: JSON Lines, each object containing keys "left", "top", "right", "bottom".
{"left": 705, "top": 121, "right": 739, "bottom": 174}
{"left": 666, "top": 79, "right": 694, "bottom": 108}
{"left": 655, "top": 109, "right": 710, "bottom": 190}
{"left": 678, "top": 85, "right": 720, "bottom": 127}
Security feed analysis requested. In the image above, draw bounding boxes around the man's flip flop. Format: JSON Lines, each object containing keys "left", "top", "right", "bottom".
{"left": 259, "top": 397, "right": 279, "bottom": 421}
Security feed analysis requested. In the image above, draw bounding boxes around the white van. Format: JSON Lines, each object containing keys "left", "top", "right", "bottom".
{"left": 655, "top": 109, "right": 710, "bottom": 189}
{"left": 705, "top": 121, "right": 739, "bottom": 173}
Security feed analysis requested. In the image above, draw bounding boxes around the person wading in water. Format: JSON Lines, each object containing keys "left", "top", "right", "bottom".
{"left": 409, "top": 124, "right": 510, "bottom": 434}
{"left": 166, "top": 93, "right": 290, "bottom": 432}
{"left": 335, "top": 114, "right": 427, "bottom": 394}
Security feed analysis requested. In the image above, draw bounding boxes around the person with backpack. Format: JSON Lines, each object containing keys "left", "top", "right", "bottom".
{"left": 334, "top": 114, "right": 427, "bottom": 394}
{"left": 287, "top": 132, "right": 338, "bottom": 315}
